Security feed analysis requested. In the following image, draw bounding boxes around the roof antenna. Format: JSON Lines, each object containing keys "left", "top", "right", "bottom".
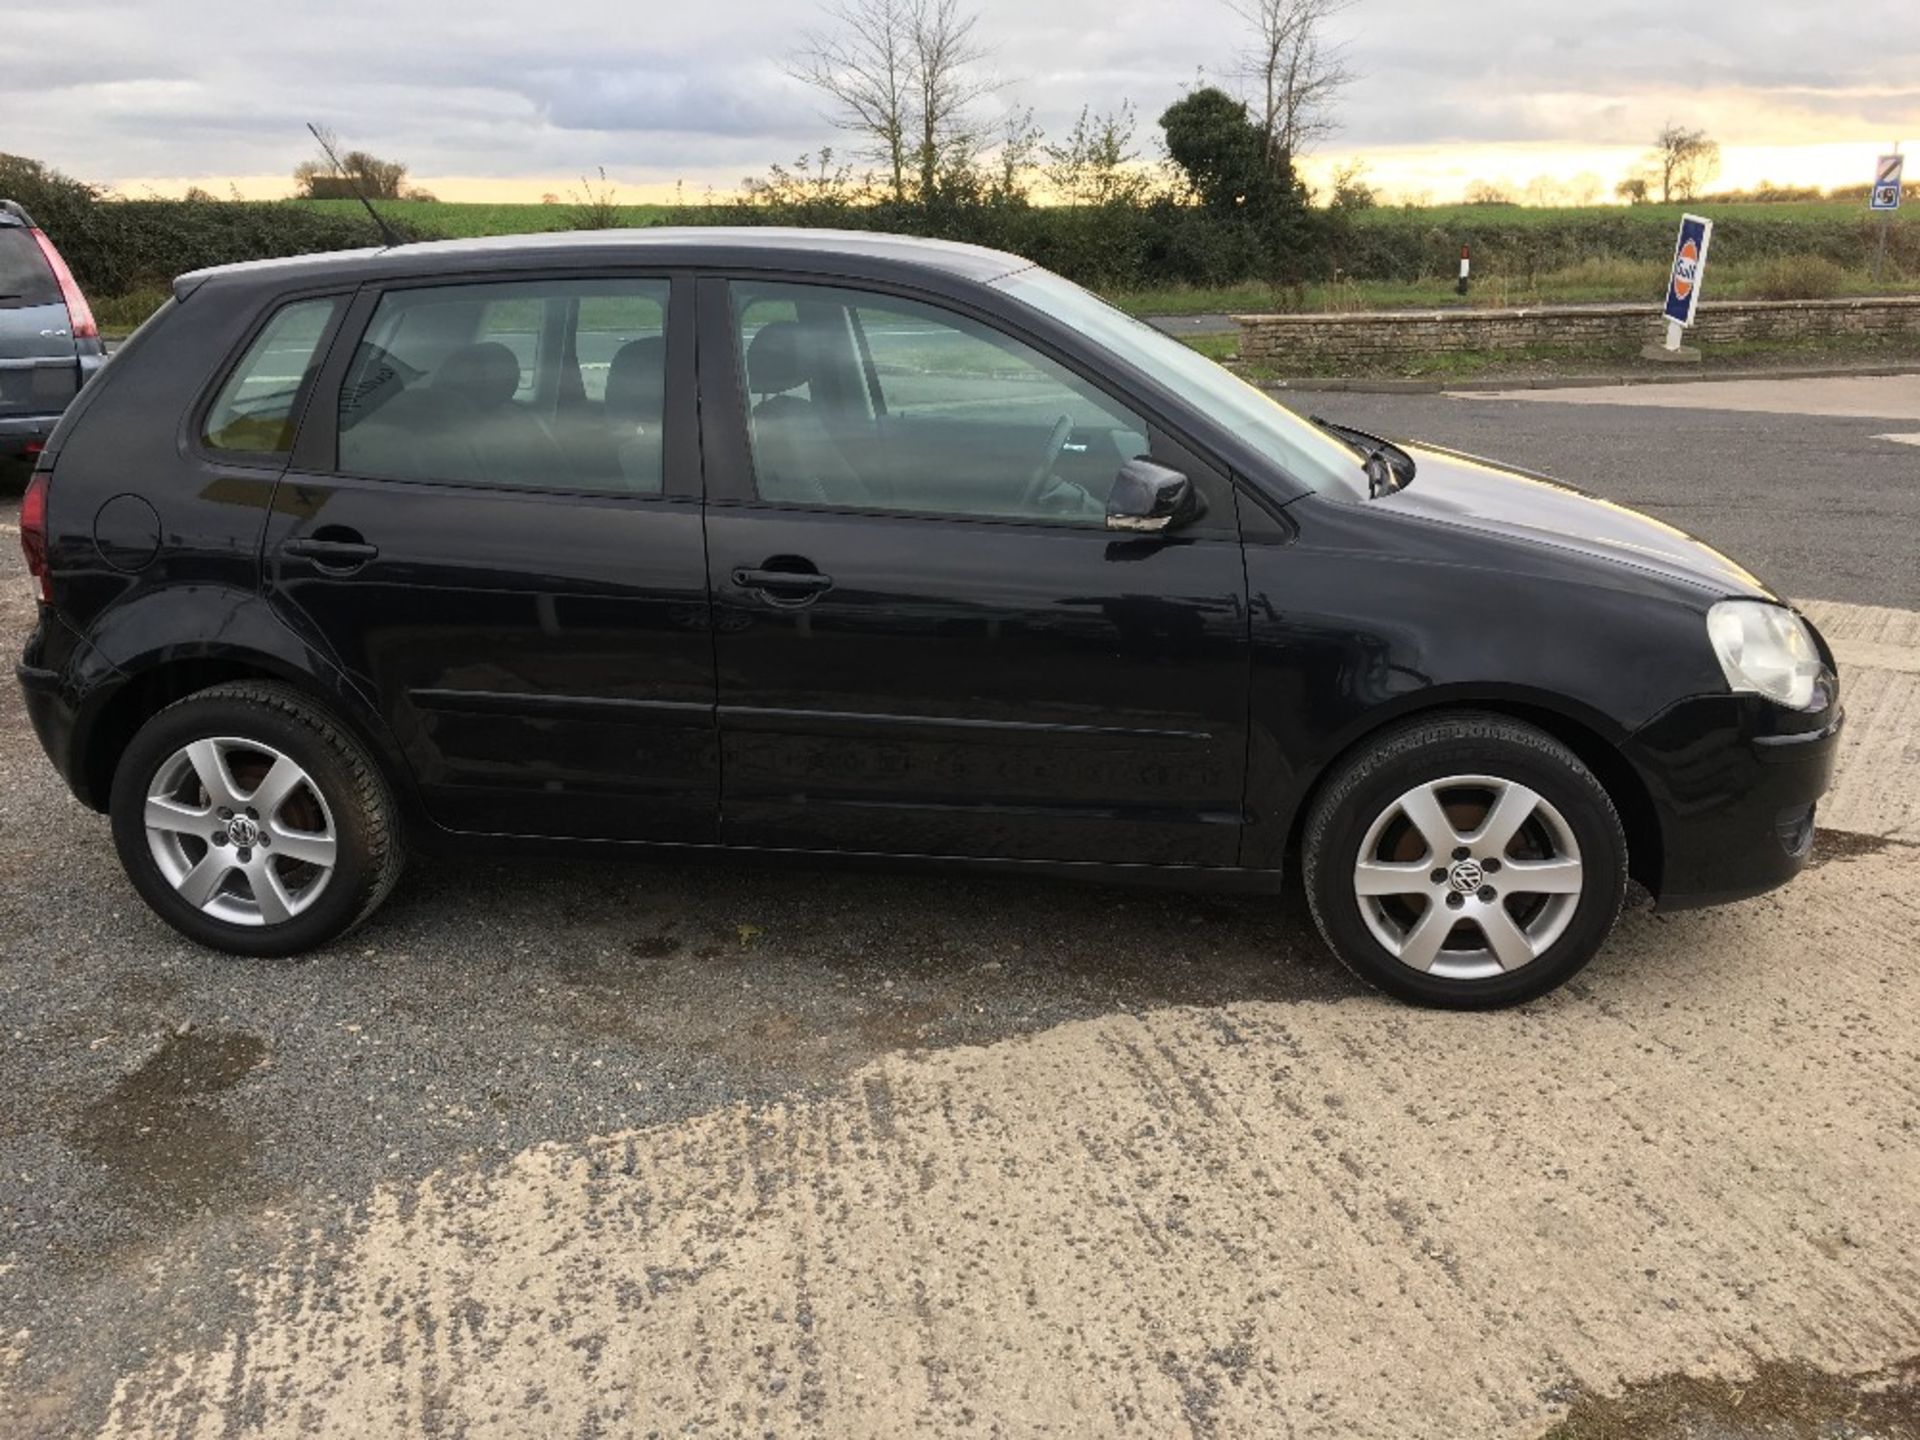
{"left": 305, "top": 122, "right": 405, "bottom": 249}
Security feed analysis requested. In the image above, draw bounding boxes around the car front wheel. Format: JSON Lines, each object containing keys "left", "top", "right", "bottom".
{"left": 1302, "top": 713, "right": 1628, "bottom": 1008}
{"left": 109, "top": 682, "right": 403, "bottom": 956}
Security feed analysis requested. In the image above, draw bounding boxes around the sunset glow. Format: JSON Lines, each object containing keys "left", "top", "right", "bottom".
{"left": 111, "top": 136, "right": 1904, "bottom": 210}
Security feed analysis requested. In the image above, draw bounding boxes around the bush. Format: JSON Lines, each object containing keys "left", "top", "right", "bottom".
{"left": 1749, "top": 253, "right": 1849, "bottom": 300}
{"left": 562, "top": 168, "right": 626, "bottom": 231}
{"left": 0, "top": 153, "right": 100, "bottom": 243}
{"left": 1327, "top": 208, "right": 1917, "bottom": 285}
{"left": 54, "top": 200, "right": 399, "bottom": 297}
{"left": 90, "top": 287, "right": 172, "bottom": 332}
{"left": 692, "top": 192, "right": 1327, "bottom": 293}
{"left": 3, "top": 153, "right": 404, "bottom": 298}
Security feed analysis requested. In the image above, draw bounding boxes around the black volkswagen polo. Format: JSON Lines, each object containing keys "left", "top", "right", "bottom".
{"left": 14, "top": 230, "right": 1840, "bottom": 1007}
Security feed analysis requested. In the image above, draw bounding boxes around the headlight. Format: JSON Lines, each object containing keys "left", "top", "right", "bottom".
{"left": 1707, "top": 601, "right": 1829, "bottom": 710}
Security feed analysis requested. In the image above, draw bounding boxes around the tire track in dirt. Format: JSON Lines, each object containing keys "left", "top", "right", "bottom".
{"left": 91, "top": 837, "right": 1920, "bottom": 1439}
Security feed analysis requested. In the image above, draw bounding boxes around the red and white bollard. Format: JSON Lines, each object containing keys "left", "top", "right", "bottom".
{"left": 1457, "top": 243, "right": 1471, "bottom": 296}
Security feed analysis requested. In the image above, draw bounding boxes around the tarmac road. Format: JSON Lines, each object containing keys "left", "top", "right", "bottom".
{"left": 2, "top": 374, "right": 1918, "bottom": 1438}
{"left": 1281, "top": 373, "right": 1920, "bottom": 610}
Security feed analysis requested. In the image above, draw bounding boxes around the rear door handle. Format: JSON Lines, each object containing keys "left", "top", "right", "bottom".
{"left": 733, "top": 568, "right": 832, "bottom": 593}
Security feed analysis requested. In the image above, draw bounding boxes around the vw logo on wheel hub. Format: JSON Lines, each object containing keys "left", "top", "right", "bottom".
{"left": 227, "top": 815, "right": 261, "bottom": 848}
{"left": 1447, "top": 859, "right": 1484, "bottom": 894}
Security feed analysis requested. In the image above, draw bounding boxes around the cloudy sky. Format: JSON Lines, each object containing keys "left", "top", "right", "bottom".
{"left": 4, "top": 0, "right": 1916, "bottom": 203}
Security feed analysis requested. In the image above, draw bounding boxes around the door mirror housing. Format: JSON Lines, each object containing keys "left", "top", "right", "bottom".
{"left": 1106, "top": 458, "right": 1200, "bottom": 534}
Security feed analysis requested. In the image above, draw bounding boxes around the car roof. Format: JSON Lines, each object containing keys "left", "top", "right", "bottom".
{"left": 176, "top": 226, "right": 1035, "bottom": 298}
{"left": 0, "top": 200, "right": 35, "bottom": 228}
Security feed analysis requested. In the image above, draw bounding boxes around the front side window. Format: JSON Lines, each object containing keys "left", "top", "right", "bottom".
{"left": 203, "top": 297, "right": 340, "bottom": 455}
{"left": 993, "top": 266, "right": 1368, "bottom": 500}
{"left": 732, "top": 282, "right": 1149, "bottom": 525}
{"left": 338, "top": 277, "right": 670, "bottom": 495}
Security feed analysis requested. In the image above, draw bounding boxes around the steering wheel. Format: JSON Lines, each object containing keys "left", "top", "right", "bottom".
{"left": 1019, "top": 414, "right": 1076, "bottom": 512}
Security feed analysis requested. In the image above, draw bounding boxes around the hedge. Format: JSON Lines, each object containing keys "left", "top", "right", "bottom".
{"left": 16, "top": 186, "right": 1915, "bottom": 302}
{"left": 674, "top": 198, "right": 1301, "bottom": 290}
{"left": 41, "top": 200, "right": 395, "bottom": 298}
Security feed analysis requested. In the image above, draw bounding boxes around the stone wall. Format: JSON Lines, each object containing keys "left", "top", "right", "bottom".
{"left": 1232, "top": 296, "right": 1920, "bottom": 367}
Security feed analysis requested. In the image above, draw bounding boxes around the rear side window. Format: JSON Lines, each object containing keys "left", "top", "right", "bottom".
{"left": 0, "top": 228, "right": 60, "bottom": 309}
{"left": 203, "top": 297, "right": 340, "bottom": 455}
{"left": 337, "top": 277, "right": 671, "bottom": 495}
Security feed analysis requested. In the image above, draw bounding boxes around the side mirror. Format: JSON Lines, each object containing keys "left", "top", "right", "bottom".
{"left": 1106, "top": 458, "right": 1199, "bottom": 534}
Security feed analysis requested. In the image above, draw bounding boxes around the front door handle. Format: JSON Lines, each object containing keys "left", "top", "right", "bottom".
{"left": 733, "top": 567, "right": 832, "bottom": 594}
{"left": 286, "top": 531, "right": 379, "bottom": 572}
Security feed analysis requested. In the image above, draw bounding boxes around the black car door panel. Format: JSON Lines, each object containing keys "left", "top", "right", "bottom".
{"left": 262, "top": 273, "right": 718, "bottom": 843}
{"left": 701, "top": 276, "right": 1251, "bottom": 867}
{"left": 707, "top": 504, "right": 1249, "bottom": 863}
{"left": 264, "top": 478, "right": 715, "bottom": 841}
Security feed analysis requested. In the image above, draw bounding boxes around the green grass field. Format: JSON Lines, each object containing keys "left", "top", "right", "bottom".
{"left": 295, "top": 197, "right": 683, "bottom": 236}
{"left": 1348, "top": 199, "right": 1887, "bottom": 227}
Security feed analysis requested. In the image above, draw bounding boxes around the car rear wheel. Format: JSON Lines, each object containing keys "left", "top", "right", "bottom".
{"left": 109, "top": 682, "right": 403, "bottom": 956}
{"left": 1302, "top": 713, "right": 1627, "bottom": 1008}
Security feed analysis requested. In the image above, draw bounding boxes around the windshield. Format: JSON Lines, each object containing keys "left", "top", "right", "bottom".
{"left": 995, "top": 267, "right": 1367, "bottom": 499}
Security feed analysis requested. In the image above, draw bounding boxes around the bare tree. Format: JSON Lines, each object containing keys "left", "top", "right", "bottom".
{"left": 293, "top": 127, "right": 419, "bottom": 201}
{"left": 787, "top": 0, "right": 996, "bottom": 203}
{"left": 788, "top": 0, "right": 916, "bottom": 200}
{"left": 907, "top": 0, "right": 996, "bottom": 199}
{"left": 1227, "top": 0, "right": 1355, "bottom": 172}
{"left": 292, "top": 124, "right": 343, "bottom": 196}
{"left": 1647, "top": 123, "right": 1721, "bottom": 203}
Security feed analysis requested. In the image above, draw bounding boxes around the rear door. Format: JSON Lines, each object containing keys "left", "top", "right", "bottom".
{"left": 261, "top": 272, "right": 718, "bottom": 843}
{"left": 699, "top": 275, "right": 1251, "bottom": 867}
{"left": 0, "top": 221, "right": 79, "bottom": 426}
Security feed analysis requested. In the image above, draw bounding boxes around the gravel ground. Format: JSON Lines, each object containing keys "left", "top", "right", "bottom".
{"left": 1, "top": 462, "right": 1918, "bottom": 1436}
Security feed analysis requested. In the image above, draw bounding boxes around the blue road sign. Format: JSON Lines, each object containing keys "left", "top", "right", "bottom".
{"left": 1663, "top": 214, "right": 1713, "bottom": 327}
{"left": 1871, "top": 154, "right": 1904, "bottom": 212}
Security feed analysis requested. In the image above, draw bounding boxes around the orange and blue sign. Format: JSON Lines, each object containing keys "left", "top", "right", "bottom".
{"left": 1871, "top": 154, "right": 1904, "bottom": 212}
{"left": 1663, "top": 213, "right": 1713, "bottom": 326}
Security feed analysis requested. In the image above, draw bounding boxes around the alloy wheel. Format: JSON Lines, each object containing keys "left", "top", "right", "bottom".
{"left": 1353, "top": 774, "right": 1584, "bottom": 980}
{"left": 142, "top": 736, "right": 338, "bottom": 927}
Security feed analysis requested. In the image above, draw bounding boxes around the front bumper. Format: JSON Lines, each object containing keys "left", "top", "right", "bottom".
{"left": 1627, "top": 692, "right": 1843, "bottom": 911}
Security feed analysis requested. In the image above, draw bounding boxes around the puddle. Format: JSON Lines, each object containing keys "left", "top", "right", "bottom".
{"left": 68, "top": 1029, "right": 268, "bottom": 1216}
{"left": 1542, "top": 1355, "right": 1920, "bottom": 1439}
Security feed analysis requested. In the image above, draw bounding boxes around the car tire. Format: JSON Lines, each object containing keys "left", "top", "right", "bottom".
{"left": 109, "top": 681, "right": 403, "bottom": 957}
{"left": 1302, "top": 712, "right": 1627, "bottom": 1009}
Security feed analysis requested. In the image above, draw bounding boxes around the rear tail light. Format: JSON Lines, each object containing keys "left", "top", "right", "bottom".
{"left": 19, "top": 471, "right": 52, "bottom": 604}
{"left": 28, "top": 228, "right": 97, "bottom": 340}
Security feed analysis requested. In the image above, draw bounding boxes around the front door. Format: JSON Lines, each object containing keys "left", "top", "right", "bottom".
{"left": 263, "top": 273, "right": 717, "bottom": 842}
{"left": 700, "top": 277, "right": 1250, "bottom": 867}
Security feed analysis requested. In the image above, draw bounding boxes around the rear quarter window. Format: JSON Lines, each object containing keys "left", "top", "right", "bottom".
{"left": 203, "top": 297, "right": 341, "bottom": 455}
{"left": 0, "top": 228, "right": 61, "bottom": 309}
